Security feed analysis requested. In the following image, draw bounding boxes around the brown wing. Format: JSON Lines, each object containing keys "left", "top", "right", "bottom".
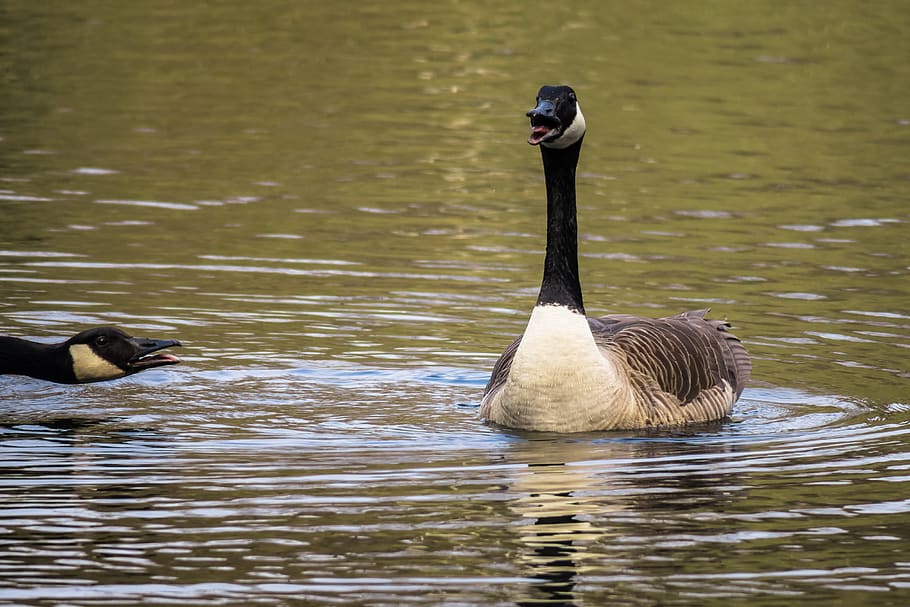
{"left": 482, "top": 309, "right": 750, "bottom": 409}
{"left": 589, "top": 309, "right": 751, "bottom": 404}
{"left": 483, "top": 335, "right": 521, "bottom": 400}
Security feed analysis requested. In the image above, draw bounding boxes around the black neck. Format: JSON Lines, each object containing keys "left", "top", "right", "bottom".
{"left": 535, "top": 138, "right": 585, "bottom": 314}
{"left": 0, "top": 336, "right": 75, "bottom": 383}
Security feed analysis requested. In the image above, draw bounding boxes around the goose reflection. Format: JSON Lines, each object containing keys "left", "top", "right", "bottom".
{"left": 513, "top": 462, "right": 596, "bottom": 606}
{"left": 509, "top": 439, "right": 619, "bottom": 607}
{"left": 504, "top": 429, "right": 737, "bottom": 606}
{"left": 0, "top": 414, "right": 176, "bottom": 581}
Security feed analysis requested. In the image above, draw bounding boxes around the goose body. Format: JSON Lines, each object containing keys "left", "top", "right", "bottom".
{"left": 480, "top": 85, "right": 750, "bottom": 432}
{"left": 0, "top": 327, "right": 181, "bottom": 384}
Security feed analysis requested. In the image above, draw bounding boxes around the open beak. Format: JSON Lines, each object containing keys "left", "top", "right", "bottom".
{"left": 128, "top": 337, "right": 182, "bottom": 371}
{"left": 527, "top": 98, "right": 561, "bottom": 145}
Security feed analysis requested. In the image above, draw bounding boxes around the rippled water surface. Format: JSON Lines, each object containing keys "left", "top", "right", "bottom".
{"left": 1, "top": 1, "right": 909, "bottom": 605}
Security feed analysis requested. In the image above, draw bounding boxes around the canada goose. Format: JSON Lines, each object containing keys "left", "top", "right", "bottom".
{"left": 0, "top": 327, "right": 181, "bottom": 384}
{"left": 480, "top": 85, "right": 751, "bottom": 432}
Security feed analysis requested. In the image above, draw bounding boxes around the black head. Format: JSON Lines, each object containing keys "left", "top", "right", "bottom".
{"left": 527, "top": 85, "right": 586, "bottom": 149}
{"left": 65, "top": 326, "right": 182, "bottom": 382}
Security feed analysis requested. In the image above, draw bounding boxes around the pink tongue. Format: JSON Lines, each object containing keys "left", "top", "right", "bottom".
{"left": 528, "top": 125, "right": 551, "bottom": 145}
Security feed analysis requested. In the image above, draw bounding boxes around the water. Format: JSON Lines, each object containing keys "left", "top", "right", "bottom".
{"left": 1, "top": 1, "right": 909, "bottom": 605}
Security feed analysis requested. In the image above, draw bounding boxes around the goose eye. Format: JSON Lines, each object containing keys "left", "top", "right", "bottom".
{"left": 95, "top": 335, "right": 108, "bottom": 346}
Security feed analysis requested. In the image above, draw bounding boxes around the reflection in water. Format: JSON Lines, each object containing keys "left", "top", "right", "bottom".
{"left": 0, "top": 415, "right": 177, "bottom": 588}
{"left": 505, "top": 435, "right": 740, "bottom": 606}
{"left": 0, "top": 374, "right": 907, "bottom": 606}
{"left": 513, "top": 461, "right": 596, "bottom": 607}
{"left": 521, "top": 514, "right": 582, "bottom": 606}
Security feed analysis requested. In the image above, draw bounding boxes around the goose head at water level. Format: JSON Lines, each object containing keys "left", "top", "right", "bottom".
{"left": 480, "top": 85, "right": 751, "bottom": 433}
{"left": 0, "top": 326, "right": 182, "bottom": 384}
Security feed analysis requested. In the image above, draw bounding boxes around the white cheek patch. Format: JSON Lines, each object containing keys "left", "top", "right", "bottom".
{"left": 70, "top": 344, "right": 126, "bottom": 382}
{"left": 542, "top": 103, "right": 586, "bottom": 149}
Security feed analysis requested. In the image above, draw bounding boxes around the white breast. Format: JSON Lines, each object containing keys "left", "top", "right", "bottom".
{"left": 486, "top": 304, "right": 634, "bottom": 431}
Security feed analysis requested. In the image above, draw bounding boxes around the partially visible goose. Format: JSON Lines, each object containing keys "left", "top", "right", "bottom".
{"left": 480, "top": 85, "right": 751, "bottom": 432}
{"left": 0, "top": 327, "right": 181, "bottom": 384}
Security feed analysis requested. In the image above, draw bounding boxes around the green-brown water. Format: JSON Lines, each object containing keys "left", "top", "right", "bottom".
{"left": 1, "top": 2, "right": 909, "bottom": 605}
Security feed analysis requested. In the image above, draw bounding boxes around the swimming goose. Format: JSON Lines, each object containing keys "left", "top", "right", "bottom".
{"left": 0, "top": 327, "right": 181, "bottom": 384}
{"left": 480, "top": 85, "right": 751, "bottom": 432}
